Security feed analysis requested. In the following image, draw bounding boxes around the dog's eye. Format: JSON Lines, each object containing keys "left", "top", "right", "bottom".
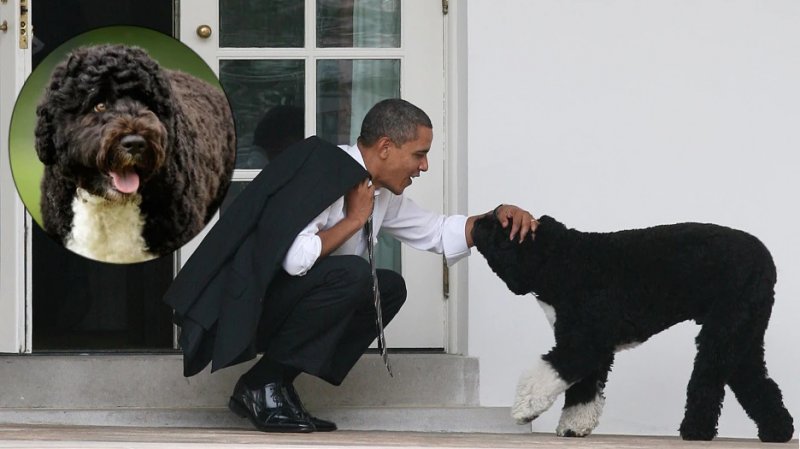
{"left": 94, "top": 103, "right": 106, "bottom": 113}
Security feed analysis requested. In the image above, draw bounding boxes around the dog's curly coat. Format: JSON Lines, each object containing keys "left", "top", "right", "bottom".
{"left": 472, "top": 214, "right": 794, "bottom": 442}
{"left": 35, "top": 44, "right": 235, "bottom": 263}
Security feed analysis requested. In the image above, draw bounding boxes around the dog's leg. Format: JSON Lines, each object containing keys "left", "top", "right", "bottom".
{"left": 727, "top": 331, "right": 794, "bottom": 442}
{"left": 556, "top": 355, "right": 614, "bottom": 437}
{"left": 513, "top": 293, "right": 616, "bottom": 426}
{"left": 679, "top": 320, "right": 741, "bottom": 440}
{"left": 511, "top": 356, "right": 570, "bottom": 424}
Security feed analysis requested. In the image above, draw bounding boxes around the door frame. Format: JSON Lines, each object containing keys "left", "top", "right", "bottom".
{"left": 180, "top": 0, "right": 450, "bottom": 349}
{"left": 0, "top": 0, "right": 32, "bottom": 353}
{"left": 443, "top": 0, "right": 468, "bottom": 355}
{"left": 0, "top": 0, "right": 470, "bottom": 355}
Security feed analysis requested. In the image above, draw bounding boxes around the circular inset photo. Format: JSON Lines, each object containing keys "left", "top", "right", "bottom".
{"left": 10, "top": 26, "right": 236, "bottom": 264}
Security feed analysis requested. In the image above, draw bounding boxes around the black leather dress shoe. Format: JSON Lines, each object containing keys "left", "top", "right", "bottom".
{"left": 228, "top": 379, "right": 314, "bottom": 433}
{"left": 285, "top": 383, "right": 338, "bottom": 432}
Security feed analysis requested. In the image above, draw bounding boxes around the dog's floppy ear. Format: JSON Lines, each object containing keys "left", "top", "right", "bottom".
{"left": 34, "top": 53, "right": 84, "bottom": 165}
{"left": 34, "top": 85, "right": 61, "bottom": 165}
{"left": 34, "top": 112, "right": 55, "bottom": 165}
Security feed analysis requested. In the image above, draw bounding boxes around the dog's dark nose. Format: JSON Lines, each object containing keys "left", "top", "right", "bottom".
{"left": 120, "top": 134, "right": 147, "bottom": 156}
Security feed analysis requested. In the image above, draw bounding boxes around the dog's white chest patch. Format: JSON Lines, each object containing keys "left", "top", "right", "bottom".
{"left": 535, "top": 298, "right": 557, "bottom": 329}
{"left": 65, "top": 188, "right": 155, "bottom": 263}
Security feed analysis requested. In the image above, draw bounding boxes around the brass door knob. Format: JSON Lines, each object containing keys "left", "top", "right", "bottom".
{"left": 196, "top": 25, "right": 212, "bottom": 39}
{"left": 0, "top": 20, "right": 8, "bottom": 33}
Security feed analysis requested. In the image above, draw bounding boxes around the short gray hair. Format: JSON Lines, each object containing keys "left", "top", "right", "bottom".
{"left": 358, "top": 98, "right": 432, "bottom": 146}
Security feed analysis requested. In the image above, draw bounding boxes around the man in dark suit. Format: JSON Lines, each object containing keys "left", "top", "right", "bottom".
{"left": 166, "top": 99, "right": 537, "bottom": 433}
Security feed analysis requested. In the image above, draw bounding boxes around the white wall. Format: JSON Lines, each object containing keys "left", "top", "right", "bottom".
{"left": 466, "top": 0, "right": 799, "bottom": 439}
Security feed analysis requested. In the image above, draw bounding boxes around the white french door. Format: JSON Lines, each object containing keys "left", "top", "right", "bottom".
{"left": 180, "top": 0, "right": 447, "bottom": 348}
{"left": 0, "top": 0, "right": 31, "bottom": 353}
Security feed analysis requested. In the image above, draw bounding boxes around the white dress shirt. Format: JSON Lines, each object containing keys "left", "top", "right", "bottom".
{"left": 282, "top": 144, "right": 471, "bottom": 276}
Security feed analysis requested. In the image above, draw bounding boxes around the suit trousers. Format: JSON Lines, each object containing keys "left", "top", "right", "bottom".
{"left": 256, "top": 255, "right": 407, "bottom": 385}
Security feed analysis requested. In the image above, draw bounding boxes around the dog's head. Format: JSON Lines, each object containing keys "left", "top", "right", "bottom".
{"left": 472, "top": 214, "right": 565, "bottom": 295}
{"left": 35, "top": 44, "right": 174, "bottom": 200}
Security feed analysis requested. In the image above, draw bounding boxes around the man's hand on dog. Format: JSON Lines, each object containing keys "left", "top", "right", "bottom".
{"left": 495, "top": 204, "right": 538, "bottom": 243}
{"left": 466, "top": 204, "right": 537, "bottom": 247}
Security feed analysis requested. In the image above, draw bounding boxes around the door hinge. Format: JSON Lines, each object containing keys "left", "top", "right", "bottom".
{"left": 442, "top": 0, "right": 449, "bottom": 15}
{"left": 443, "top": 257, "right": 450, "bottom": 299}
{"left": 19, "top": 0, "right": 29, "bottom": 49}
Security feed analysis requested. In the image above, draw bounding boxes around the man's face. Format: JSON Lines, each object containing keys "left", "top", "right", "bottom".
{"left": 380, "top": 125, "right": 432, "bottom": 195}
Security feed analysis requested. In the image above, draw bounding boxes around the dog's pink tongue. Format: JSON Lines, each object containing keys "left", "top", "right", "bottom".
{"left": 110, "top": 169, "right": 140, "bottom": 193}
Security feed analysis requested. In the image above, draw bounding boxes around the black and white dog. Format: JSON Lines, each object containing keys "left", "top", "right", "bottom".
{"left": 472, "top": 214, "right": 794, "bottom": 442}
{"left": 35, "top": 44, "right": 236, "bottom": 263}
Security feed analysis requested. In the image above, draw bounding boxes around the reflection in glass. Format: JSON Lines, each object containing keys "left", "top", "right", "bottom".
{"left": 317, "top": 59, "right": 400, "bottom": 145}
{"left": 220, "top": 60, "right": 305, "bottom": 169}
{"left": 317, "top": 58, "right": 401, "bottom": 272}
{"left": 221, "top": 0, "right": 304, "bottom": 48}
{"left": 317, "top": 0, "right": 400, "bottom": 48}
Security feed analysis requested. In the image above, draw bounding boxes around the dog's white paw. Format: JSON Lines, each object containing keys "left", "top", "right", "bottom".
{"left": 514, "top": 415, "right": 536, "bottom": 425}
{"left": 511, "top": 389, "right": 537, "bottom": 424}
{"left": 555, "top": 394, "right": 604, "bottom": 437}
{"left": 511, "top": 360, "right": 570, "bottom": 424}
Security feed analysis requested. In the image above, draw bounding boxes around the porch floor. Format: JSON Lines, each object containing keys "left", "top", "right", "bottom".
{"left": 0, "top": 425, "right": 793, "bottom": 448}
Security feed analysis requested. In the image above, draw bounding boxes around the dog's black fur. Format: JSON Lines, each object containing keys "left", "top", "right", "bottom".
{"left": 472, "top": 214, "right": 794, "bottom": 442}
{"left": 35, "top": 44, "right": 236, "bottom": 258}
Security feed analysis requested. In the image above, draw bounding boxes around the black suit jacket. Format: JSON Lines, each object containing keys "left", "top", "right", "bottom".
{"left": 164, "top": 137, "right": 368, "bottom": 376}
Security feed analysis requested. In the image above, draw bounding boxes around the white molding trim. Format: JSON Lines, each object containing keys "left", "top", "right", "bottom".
{"left": 0, "top": 0, "right": 32, "bottom": 353}
{"left": 444, "top": 0, "right": 469, "bottom": 355}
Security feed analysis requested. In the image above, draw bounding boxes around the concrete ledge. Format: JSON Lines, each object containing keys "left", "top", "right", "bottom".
{"left": 0, "top": 407, "right": 528, "bottom": 433}
{"left": 320, "top": 406, "right": 528, "bottom": 433}
{"left": 0, "top": 354, "right": 478, "bottom": 408}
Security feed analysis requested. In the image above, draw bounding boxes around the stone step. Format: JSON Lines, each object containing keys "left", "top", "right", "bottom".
{"left": 0, "top": 407, "right": 527, "bottom": 433}
{"left": 0, "top": 353, "right": 478, "bottom": 409}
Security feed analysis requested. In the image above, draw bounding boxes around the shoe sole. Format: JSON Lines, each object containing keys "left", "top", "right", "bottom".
{"left": 228, "top": 397, "right": 315, "bottom": 433}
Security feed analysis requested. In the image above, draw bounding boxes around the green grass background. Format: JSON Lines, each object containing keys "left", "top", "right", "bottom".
{"left": 9, "top": 25, "right": 221, "bottom": 226}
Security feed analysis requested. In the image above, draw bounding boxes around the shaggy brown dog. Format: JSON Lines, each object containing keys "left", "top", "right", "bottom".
{"left": 35, "top": 44, "right": 236, "bottom": 263}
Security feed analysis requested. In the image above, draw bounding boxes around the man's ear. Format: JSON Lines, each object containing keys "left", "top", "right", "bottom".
{"left": 377, "top": 136, "right": 393, "bottom": 159}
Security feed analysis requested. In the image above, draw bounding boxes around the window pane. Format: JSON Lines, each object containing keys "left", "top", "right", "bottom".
{"left": 317, "top": 0, "right": 400, "bottom": 48}
{"left": 316, "top": 59, "right": 400, "bottom": 145}
{"left": 220, "top": 60, "right": 305, "bottom": 169}
{"left": 220, "top": 0, "right": 304, "bottom": 48}
{"left": 317, "top": 59, "right": 401, "bottom": 272}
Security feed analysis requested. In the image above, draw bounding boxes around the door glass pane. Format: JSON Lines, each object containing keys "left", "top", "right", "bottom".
{"left": 220, "top": 60, "right": 305, "bottom": 169}
{"left": 317, "top": 0, "right": 401, "bottom": 48}
{"left": 316, "top": 59, "right": 400, "bottom": 145}
{"left": 316, "top": 58, "right": 401, "bottom": 271}
{"left": 220, "top": 0, "right": 304, "bottom": 48}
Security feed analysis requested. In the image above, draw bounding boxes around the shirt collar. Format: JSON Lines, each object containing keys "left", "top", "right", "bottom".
{"left": 340, "top": 143, "right": 366, "bottom": 170}
{"left": 340, "top": 143, "right": 381, "bottom": 196}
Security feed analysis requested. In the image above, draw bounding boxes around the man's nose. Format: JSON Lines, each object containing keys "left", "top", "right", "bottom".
{"left": 420, "top": 156, "right": 429, "bottom": 172}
